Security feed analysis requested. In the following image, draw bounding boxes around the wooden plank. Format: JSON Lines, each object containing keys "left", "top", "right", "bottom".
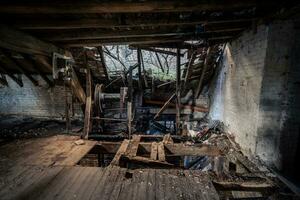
{"left": 137, "top": 48, "right": 143, "bottom": 90}
{"left": 82, "top": 67, "right": 92, "bottom": 139}
{"left": 157, "top": 142, "right": 166, "bottom": 162}
{"left": 150, "top": 142, "right": 158, "bottom": 160}
{"left": 213, "top": 180, "right": 274, "bottom": 191}
{"left": 53, "top": 140, "right": 97, "bottom": 166}
{"left": 127, "top": 135, "right": 141, "bottom": 158}
{"left": 110, "top": 139, "right": 130, "bottom": 166}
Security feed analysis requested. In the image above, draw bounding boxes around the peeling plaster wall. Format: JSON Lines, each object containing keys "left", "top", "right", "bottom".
{"left": 209, "top": 20, "right": 300, "bottom": 180}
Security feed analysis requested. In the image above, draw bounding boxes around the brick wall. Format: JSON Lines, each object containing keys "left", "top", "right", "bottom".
{"left": 0, "top": 75, "right": 82, "bottom": 118}
{"left": 209, "top": 19, "right": 300, "bottom": 179}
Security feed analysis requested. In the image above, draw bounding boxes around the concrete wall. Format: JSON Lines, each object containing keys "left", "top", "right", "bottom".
{"left": 209, "top": 20, "right": 300, "bottom": 179}
{"left": 0, "top": 76, "right": 82, "bottom": 118}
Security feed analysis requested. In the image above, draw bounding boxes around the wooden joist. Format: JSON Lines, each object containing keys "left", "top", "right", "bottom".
{"left": 162, "top": 134, "right": 174, "bottom": 144}
{"left": 0, "top": 49, "right": 38, "bottom": 86}
{"left": 150, "top": 142, "right": 158, "bottom": 160}
{"left": 0, "top": 1, "right": 277, "bottom": 14}
{"left": 157, "top": 142, "right": 166, "bottom": 162}
{"left": 127, "top": 135, "right": 141, "bottom": 158}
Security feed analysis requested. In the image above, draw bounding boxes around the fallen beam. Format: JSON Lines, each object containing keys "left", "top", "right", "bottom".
{"left": 154, "top": 93, "right": 176, "bottom": 119}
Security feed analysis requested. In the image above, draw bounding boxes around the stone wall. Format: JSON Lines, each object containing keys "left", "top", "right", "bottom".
{"left": 0, "top": 76, "right": 82, "bottom": 118}
{"left": 209, "top": 19, "right": 300, "bottom": 180}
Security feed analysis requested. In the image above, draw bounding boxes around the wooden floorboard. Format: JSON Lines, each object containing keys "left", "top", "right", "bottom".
{"left": 0, "top": 135, "right": 224, "bottom": 200}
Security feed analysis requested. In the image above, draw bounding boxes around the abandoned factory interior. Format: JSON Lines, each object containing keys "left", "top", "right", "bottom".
{"left": 0, "top": 1, "right": 300, "bottom": 199}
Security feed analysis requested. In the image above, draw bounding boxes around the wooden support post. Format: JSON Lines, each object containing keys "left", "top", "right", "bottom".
{"left": 176, "top": 48, "right": 181, "bottom": 135}
{"left": 82, "top": 68, "right": 92, "bottom": 139}
{"left": 137, "top": 48, "right": 143, "bottom": 90}
{"left": 154, "top": 93, "right": 176, "bottom": 120}
{"left": 127, "top": 65, "right": 134, "bottom": 139}
{"left": 65, "top": 84, "right": 71, "bottom": 133}
{"left": 163, "top": 134, "right": 174, "bottom": 144}
{"left": 196, "top": 47, "right": 211, "bottom": 98}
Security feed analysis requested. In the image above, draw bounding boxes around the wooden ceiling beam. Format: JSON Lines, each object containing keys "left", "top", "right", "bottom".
{"left": 0, "top": 25, "right": 66, "bottom": 57}
{"left": 14, "top": 17, "right": 255, "bottom": 30}
{"left": 60, "top": 34, "right": 234, "bottom": 47}
{"left": 62, "top": 38, "right": 185, "bottom": 47}
{"left": 41, "top": 30, "right": 195, "bottom": 41}
{"left": 36, "top": 28, "right": 243, "bottom": 42}
{"left": 0, "top": 1, "right": 277, "bottom": 14}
